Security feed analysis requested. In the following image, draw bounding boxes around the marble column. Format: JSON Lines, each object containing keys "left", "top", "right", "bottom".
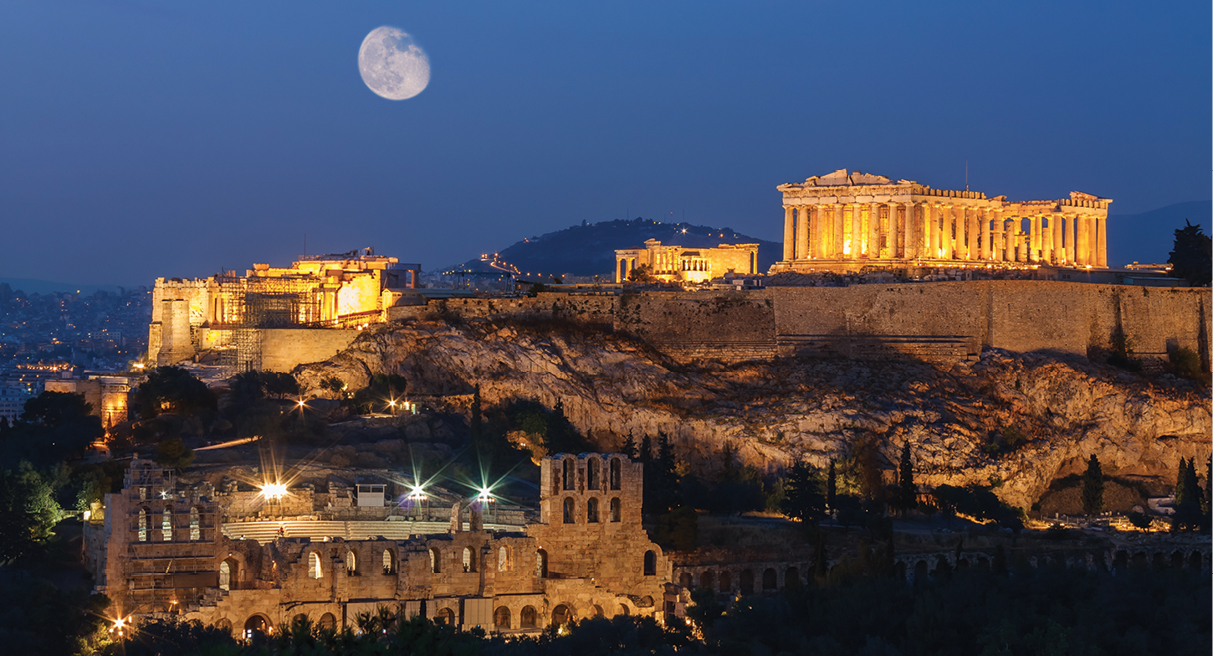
{"left": 1051, "top": 214, "right": 1062, "bottom": 265}
{"left": 833, "top": 204, "right": 845, "bottom": 259}
{"left": 783, "top": 205, "right": 795, "bottom": 262}
{"left": 1097, "top": 216, "right": 1108, "bottom": 267}
{"left": 979, "top": 208, "right": 990, "bottom": 261}
{"left": 991, "top": 210, "right": 1004, "bottom": 262}
{"left": 922, "top": 203, "right": 933, "bottom": 258}
{"left": 869, "top": 202, "right": 881, "bottom": 258}
{"left": 796, "top": 206, "right": 810, "bottom": 261}
{"left": 946, "top": 206, "right": 957, "bottom": 260}
{"left": 902, "top": 202, "right": 914, "bottom": 259}
{"left": 1066, "top": 215, "right": 1077, "bottom": 266}
{"left": 955, "top": 207, "right": 968, "bottom": 260}
{"left": 1076, "top": 216, "right": 1089, "bottom": 266}
{"left": 1042, "top": 218, "right": 1053, "bottom": 265}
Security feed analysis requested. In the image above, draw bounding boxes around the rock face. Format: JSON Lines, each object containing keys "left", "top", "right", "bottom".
{"left": 296, "top": 319, "right": 1211, "bottom": 510}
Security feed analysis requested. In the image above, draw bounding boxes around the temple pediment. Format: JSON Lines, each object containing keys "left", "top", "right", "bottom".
{"left": 802, "top": 169, "right": 893, "bottom": 187}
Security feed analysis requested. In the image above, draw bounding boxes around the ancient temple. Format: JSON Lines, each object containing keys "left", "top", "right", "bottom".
{"left": 770, "top": 169, "right": 1110, "bottom": 273}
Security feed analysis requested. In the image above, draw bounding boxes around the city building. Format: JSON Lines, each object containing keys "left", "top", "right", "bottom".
{"left": 45, "top": 372, "right": 137, "bottom": 431}
{"left": 771, "top": 169, "right": 1111, "bottom": 273}
{"left": 84, "top": 453, "right": 671, "bottom": 637}
{"left": 615, "top": 240, "right": 760, "bottom": 284}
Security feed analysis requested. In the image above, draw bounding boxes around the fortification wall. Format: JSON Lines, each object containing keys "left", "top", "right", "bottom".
{"left": 382, "top": 283, "right": 1210, "bottom": 368}
{"left": 261, "top": 329, "right": 360, "bottom": 373}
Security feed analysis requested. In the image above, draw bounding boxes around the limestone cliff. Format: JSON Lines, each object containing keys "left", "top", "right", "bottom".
{"left": 295, "top": 319, "right": 1211, "bottom": 510}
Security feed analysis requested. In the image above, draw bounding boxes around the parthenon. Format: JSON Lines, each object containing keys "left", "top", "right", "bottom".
{"left": 770, "top": 169, "right": 1110, "bottom": 273}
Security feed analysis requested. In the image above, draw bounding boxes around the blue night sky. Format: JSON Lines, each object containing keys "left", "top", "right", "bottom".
{"left": 1, "top": 1, "right": 1209, "bottom": 286}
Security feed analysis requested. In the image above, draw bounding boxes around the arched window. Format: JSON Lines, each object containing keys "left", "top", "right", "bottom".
{"left": 219, "top": 560, "right": 232, "bottom": 591}
{"left": 563, "top": 497, "right": 575, "bottom": 524}
{"left": 214, "top": 618, "right": 233, "bottom": 635}
{"left": 494, "top": 606, "right": 511, "bottom": 629}
{"left": 382, "top": 549, "right": 394, "bottom": 574}
{"left": 762, "top": 568, "right": 777, "bottom": 590}
{"left": 435, "top": 608, "right": 454, "bottom": 625}
{"left": 609, "top": 497, "right": 621, "bottom": 522}
{"left": 740, "top": 569, "right": 754, "bottom": 595}
{"left": 243, "top": 615, "right": 271, "bottom": 641}
{"left": 520, "top": 605, "right": 537, "bottom": 629}
{"left": 138, "top": 508, "right": 148, "bottom": 542}
{"left": 609, "top": 458, "right": 621, "bottom": 490}
{"left": 719, "top": 571, "right": 731, "bottom": 592}
{"left": 161, "top": 507, "right": 173, "bottom": 541}
{"left": 700, "top": 569, "right": 716, "bottom": 591}
{"left": 551, "top": 604, "right": 573, "bottom": 627}
{"left": 643, "top": 550, "right": 656, "bottom": 576}
{"left": 536, "top": 549, "right": 548, "bottom": 578}
{"left": 346, "top": 550, "right": 358, "bottom": 574}
{"left": 586, "top": 497, "right": 599, "bottom": 523}
{"left": 679, "top": 572, "right": 693, "bottom": 588}
{"left": 592, "top": 605, "right": 604, "bottom": 618}
{"left": 430, "top": 547, "right": 441, "bottom": 573}
{"left": 318, "top": 613, "right": 336, "bottom": 631}
{"left": 189, "top": 507, "right": 200, "bottom": 541}
{"left": 308, "top": 552, "right": 322, "bottom": 579}
{"left": 562, "top": 459, "right": 574, "bottom": 491}
{"left": 498, "top": 546, "right": 509, "bottom": 572}
{"left": 587, "top": 458, "right": 600, "bottom": 490}
{"left": 463, "top": 547, "right": 476, "bottom": 573}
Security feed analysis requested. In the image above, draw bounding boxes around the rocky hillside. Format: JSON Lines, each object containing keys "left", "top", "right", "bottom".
{"left": 295, "top": 319, "right": 1211, "bottom": 510}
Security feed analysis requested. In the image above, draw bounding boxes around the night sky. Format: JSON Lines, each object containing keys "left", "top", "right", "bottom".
{"left": 1, "top": 1, "right": 1208, "bottom": 286}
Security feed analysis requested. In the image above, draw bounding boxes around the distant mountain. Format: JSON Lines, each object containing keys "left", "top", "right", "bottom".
{"left": 454, "top": 218, "right": 780, "bottom": 278}
{"left": 1108, "top": 200, "right": 1211, "bottom": 267}
{"left": 0, "top": 277, "right": 130, "bottom": 296}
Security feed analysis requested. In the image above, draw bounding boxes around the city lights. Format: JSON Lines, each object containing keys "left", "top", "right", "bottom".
{"left": 407, "top": 485, "right": 427, "bottom": 501}
{"left": 260, "top": 481, "right": 288, "bottom": 500}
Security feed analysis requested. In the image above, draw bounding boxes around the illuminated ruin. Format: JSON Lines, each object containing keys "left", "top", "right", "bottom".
{"left": 615, "top": 240, "right": 760, "bottom": 284}
{"left": 771, "top": 169, "right": 1111, "bottom": 272}
{"left": 147, "top": 248, "right": 419, "bottom": 371}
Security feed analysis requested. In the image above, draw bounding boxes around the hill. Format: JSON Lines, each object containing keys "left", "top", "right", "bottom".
{"left": 453, "top": 218, "right": 780, "bottom": 279}
{"left": 1108, "top": 200, "right": 1211, "bottom": 267}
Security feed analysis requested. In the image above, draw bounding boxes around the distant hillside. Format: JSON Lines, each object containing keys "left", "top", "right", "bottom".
{"left": 1108, "top": 200, "right": 1211, "bottom": 267}
{"left": 456, "top": 218, "right": 780, "bottom": 278}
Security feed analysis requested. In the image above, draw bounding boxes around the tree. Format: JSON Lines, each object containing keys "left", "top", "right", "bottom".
{"left": 626, "top": 265, "right": 655, "bottom": 283}
{"left": 154, "top": 437, "right": 195, "bottom": 470}
{"left": 137, "top": 366, "right": 216, "bottom": 419}
{"left": 1167, "top": 219, "right": 1212, "bottom": 287}
{"left": 1172, "top": 457, "right": 1204, "bottom": 532}
{"left": 896, "top": 444, "right": 917, "bottom": 515}
{"left": 780, "top": 461, "right": 827, "bottom": 528}
{"left": 1081, "top": 454, "right": 1104, "bottom": 516}
{"left": 20, "top": 391, "right": 92, "bottom": 428}
{"left": 0, "top": 463, "right": 62, "bottom": 564}
{"left": 621, "top": 432, "right": 637, "bottom": 460}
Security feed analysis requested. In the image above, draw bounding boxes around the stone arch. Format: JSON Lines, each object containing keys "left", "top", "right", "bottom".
{"left": 307, "top": 551, "right": 322, "bottom": 579}
{"left": 161, "top": 506, "right": 173, "bottom": 541}
{"left": 219, "top": 557, "right": 239, "bottom": 591}
{"left": 718, "top": 570, "right": 732, "bottom": 593}
{"left": 785, "top": 566, "right": 801, "bottom": 589}
{"left": 213, "top": 618, "right": 233, "bottom": 636}
{"left": 463, "top": 546, "right": 476, "bottom": 572}
{"left": 318, "top": 613, "right": 336, "bottom": 631}
{"left": 592, "top": 604, "right": 604, "bottom": 618}
{"left": 914, "top": 560, "right": 928, "bottom": 583}
{"left": 587, "top": 457, "right": 600, "bottom": 490}
{"left": 551, "top": 604, "right": 574, "bottom": 628}
{"left": 435, "top": 608, "right": 454, "bottom": 625}
{"left": 563, "top": 497, "right": 575, "bottom": 524}
{"left": 189, "top": 506, "right": 201, "bottom": 541}
{"left": 739, "top": 569, "right": 754, "bottom": 595}
{"left": 430, "top": 547, "right": 441, "bottom": 573}
{"left": 643, "top": 550, "right": 656, "bottom": 576}
{"left": 700, "top": 569, "right": 715, "bottom": 591}
{"left": 639, "top": 595, "right": 654, "bottom": 608}
{"left": 137, "top": 507, "right": 149, "bottom": 542}
{"left": 243, "top": 614, "right": 272, "bottom": 640}
{"left": 617, "top": 603, "right": 629, "bottom": 616}
{"left": 291, "top": 613, "right": 308, "bottom": 627}
{"left": 587, "top": 497, "right": 599, "bottom": 523}
{"left": 679, "top": 572, "right": 693, "bottom": 588}
{"left": 382, "top": 548, "right": 395, "bottom": 574}
{"left": 562, "top": 458, "right": 575, "bottom": 491}
{"left": 520, "top": 605, "right": 538, "bottom": 628}
{"left": 1171, "top": 550, "right": 1186, "bottom": 569}
{"left": 762, "top": 567, "right": 777, "bottom": 590}
{"left": 346, "top": 549, "right": 358, "bottom": 574}
{"left": 494, "top": 606, "right": 511, "bottom": 629}
{"left": 498, "top": 545, "right": 510, "bottom": 572}
{"left": 935, "top": 555, "right": 951, "bottom": 576}
{"left": 609, "top": 458, "right": 622, "bottom": 490}
{"left": 609, "top": 497, "right": 621, "bottom": 522}
{"left": 536, "top": 548, "right": 548, "bottom": 578}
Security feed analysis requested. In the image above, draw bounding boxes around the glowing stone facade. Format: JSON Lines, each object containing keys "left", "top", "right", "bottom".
{"left": 771, "top": 169, "right": 1111, "bottom": 273}
{"left": 615, "top": 239, "right": 760, "bottom": 284}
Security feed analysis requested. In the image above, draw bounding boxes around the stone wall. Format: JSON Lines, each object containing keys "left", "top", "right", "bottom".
{"left": 260, "top": 329, "right": 361, "bottom": 372}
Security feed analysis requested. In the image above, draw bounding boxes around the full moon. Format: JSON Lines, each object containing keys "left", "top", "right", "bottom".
{"left": 358, "top": 26, "right": 430, "bottom": 101}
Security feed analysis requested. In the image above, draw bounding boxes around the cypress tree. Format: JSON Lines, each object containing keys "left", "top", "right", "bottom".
{"left": 639, "top": 435, "right": 653, "bottom": 464}
{"left": 1173, "top": 458, "right": 1203, "bottom": 531}
{"left": 897, "top": 443, "right": 916, "bottom": 515}
{"left": 1174, "top": 457, "right": 1188, "bottom": 506}
{"left": 621, "top": 432, "right": 637, "bottom": 460}
{"left": 826, "top": 460, "right": 837, "bottom": 512}
{"left": 1081, "top": 454, "right": 1104, "bottom": 516}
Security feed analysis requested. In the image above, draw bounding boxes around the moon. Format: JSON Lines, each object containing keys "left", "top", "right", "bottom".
{"left": 358, "top": 26, "right": 430, "bottom": 101}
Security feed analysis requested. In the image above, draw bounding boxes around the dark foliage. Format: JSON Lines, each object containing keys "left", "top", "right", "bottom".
{"left": 1167, "top": 219, "right": 1212, "bottom": 287}
{"left": 780, "top": 461, "right": 827, "bottom": 527}
{"left": 1081, "top": 454, "right": 1104, "bottom": 515}
{"left": 136, "top": 366, "right": 216, "bottom": 420}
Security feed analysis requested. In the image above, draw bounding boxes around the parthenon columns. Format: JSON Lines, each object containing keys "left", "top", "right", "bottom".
{"left": 796, "top": 207, "right": 810, "bottom": 260}
{"left": 782, "top": 206, "right": 795, "bottom": 262}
